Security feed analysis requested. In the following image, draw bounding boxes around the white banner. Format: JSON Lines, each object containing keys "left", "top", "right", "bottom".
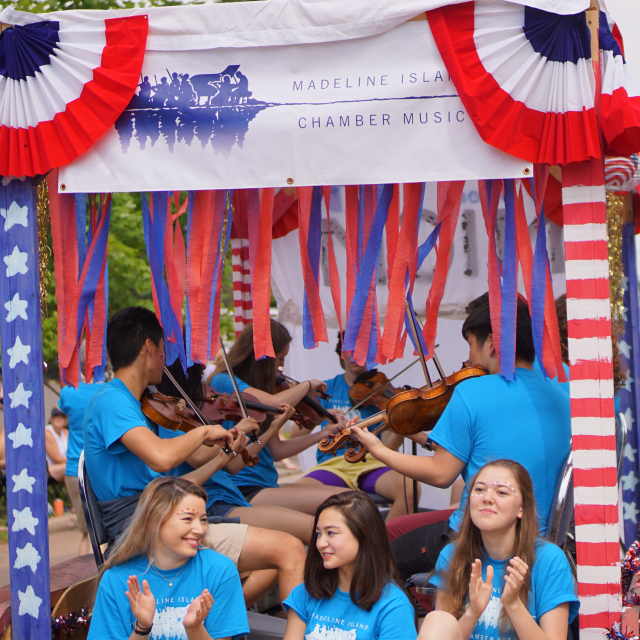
{"left": 58, "top": 20, "right": 531, "bottom": 192}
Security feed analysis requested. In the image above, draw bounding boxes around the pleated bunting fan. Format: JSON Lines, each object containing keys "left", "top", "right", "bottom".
{"left": 427, "top": 0, "right": 601, "bottom": 165}
{"left": 598, "top": 10, "right": 640, "bottom": 157}
{"left": 0, "top": 15, "right": 148, "bottom": 177}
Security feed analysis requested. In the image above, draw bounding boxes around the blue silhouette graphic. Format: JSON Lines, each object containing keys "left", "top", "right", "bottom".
{"left": 115, "top": 65, "right": 268, "bottom": 156}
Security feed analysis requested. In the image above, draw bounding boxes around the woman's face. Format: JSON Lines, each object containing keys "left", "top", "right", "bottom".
{"left": 156, "top": 495, "right": 208, "bottom": 563}
{"left": 274, "top": 343, "right": 290, "bottom": 370}
{"left": 469, "top": 467, "right": 523, "bottom": 533}
{"left": 315, "top": 507, "right": 359, "bottom": 574}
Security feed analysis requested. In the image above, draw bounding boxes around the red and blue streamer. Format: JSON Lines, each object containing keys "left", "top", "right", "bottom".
{"left": 343, "top": 184, "right": 394, "bottom": 368}
{"left": 298, "top": 186, "right": 327, "bottom": 349}
{"left": 48, "top": 173, "right": 111, "bottom": 387}
{"left": 500, "top": 180, "right": 518, "bottom": 380}
{"left": 185, "top": 190, "right": 232, "bottom": 365}
{"left": 142, "top": 192, "right": 186, "bottom": 369}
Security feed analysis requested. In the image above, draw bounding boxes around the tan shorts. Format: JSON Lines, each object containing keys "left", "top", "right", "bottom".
{"left": 64, "top": 476, "right": 88, "bottom": 534}
{"left": 207, "top": 522, "right": 248, "bottom": 566}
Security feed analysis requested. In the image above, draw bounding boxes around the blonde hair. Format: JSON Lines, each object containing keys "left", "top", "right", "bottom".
{"left": 94, "top": 477, "right": 210, "bottom": 593}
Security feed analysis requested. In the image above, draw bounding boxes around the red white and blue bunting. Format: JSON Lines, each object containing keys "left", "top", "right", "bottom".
{"left": 428, "top": 0, "right": 599, "bottom": 166}
{"left": 0, "top": 16, "right": 147, "bottom": 178}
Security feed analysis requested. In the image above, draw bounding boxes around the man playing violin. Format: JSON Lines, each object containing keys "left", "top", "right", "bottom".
{"left": 293, "top": 332, "right": 420, "bottom": 520}
{"left": 83, "top": 307, "right": 307, "bottom": 604}
{"left": 346, "top": 293, "right": 571, "bottom": 578}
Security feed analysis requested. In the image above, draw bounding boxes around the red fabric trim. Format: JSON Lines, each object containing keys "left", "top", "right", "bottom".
{"left": 574, "top": 468, "right": 617, "bottom": 485}
{"left": 577, "top": 581, "right": 622, "bottom": 597}
{"left": 601, "top": 89, "right": 640, "bottom": 157}
{"left": 575, "top": 504, "right": 619, "bottom": 525}
{"left": 423, "top": 181, "right": 464, "bottom": 355}
{"left": 323, "top": 186, "right": 343, "bottom": 338}
{"left": 0, "top": 16, "right": 148, "bottom": 178}
{"left": 564, "top": 241, "right": 609, "bottom": 260}
{"left": 427, "top": 4, "right": 600, "bottom": 165}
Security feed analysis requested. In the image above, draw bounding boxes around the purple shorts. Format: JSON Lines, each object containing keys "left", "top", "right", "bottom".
{"left": 305, "top": 467, "right": 390, "bottom": 494}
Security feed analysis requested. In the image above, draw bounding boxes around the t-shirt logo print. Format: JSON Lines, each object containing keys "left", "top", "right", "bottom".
{"left": 306, "top": 624, "right": 357, "bottom": 640}
{"left": 151, "top": 605, "right": 190, "bottom": 639}
{"left": 477, "top": 595, "right": 502, "bottom": 630}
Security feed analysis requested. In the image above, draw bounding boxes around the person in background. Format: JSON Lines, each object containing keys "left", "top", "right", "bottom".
{"left": 420, "top": 459, "right": 578, "bottom": 640}
{"left": 60, "top": 345, "right": 106, "bottom": 556}
{"left": 89, "top": 476, "right": 249, "bottom": 640}
{"left": 283, "top": 491, "right": 416, "bottom": 640}
{"left": 207, "top": 319, "right": 352, "bottom": 515}
{"left": 45, "top": 407, "right": 68, "bottom": 483}
{"left": 294, "top": 332, "right": 420, "bottom": 520}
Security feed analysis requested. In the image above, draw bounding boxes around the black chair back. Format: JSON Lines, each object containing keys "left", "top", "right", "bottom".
{"left": 545, "top": 450, "right": 574, "bottom": 549}
{"left": 78, "top": 450, "right": 108, "bottom": 568}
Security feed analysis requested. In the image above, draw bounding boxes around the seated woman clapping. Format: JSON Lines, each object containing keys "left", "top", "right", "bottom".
{"left": 420, "top": 459, "right": 579, "bottom": 640}
{"left": 89, "top": 476, "right": 249, "bottom": 640}
{"left": 283, "top": 491, "right": 416, "bottom": 640}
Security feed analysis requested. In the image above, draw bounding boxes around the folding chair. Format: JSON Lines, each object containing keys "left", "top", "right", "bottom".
{"left": 78, "top": 451, "right": 109, "bottom": 569}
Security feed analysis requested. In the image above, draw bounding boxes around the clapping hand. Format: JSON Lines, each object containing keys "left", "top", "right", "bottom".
{"left": 501, "top": 557, "right": 528, "bottom": 608}
{"left": 467, "top": 560, "right": 493, "bottom": 618}
{"left": 183, "top": 589, "right": 214, "bottom": 629}
{"left": 125, "top": 576, "right": 156, "bottom": 630}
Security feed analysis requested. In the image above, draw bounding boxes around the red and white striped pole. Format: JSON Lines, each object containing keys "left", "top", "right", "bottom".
{"left": 562, "top": 158, "right": 621, "bottom": 637}
{"left": 231, "top": 237, "right": 253, "bottom": 336}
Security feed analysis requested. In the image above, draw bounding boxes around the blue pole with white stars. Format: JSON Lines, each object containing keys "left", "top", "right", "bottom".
{"left": 0, "top": 178, "right": 51, "bottom": 638}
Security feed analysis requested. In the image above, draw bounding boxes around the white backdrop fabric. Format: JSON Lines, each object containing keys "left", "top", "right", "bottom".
{"left": 272, "top": 181, "right": 567, "bottom": 330}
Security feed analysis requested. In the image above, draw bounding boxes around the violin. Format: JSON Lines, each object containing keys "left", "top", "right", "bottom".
{"left": 141, "top": 390, "right": 258, "bottom": 465}
{"left": 275, "top": 374, "right": 338, "bottom": 430}
{"left": 348, "top": 370, "right": 404, "bottom": 412}
{"left": 202, "top": 391, "right": 285, "bottom": 425}
{"left": 319, "top": 363, "right": 488, "bottom": 463}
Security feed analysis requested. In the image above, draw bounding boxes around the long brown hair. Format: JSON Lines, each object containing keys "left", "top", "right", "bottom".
{"left": 304, "top": 491, "right": 402, "bottom": 611}
{"left": 439, "top": 460, "right": 538, "bottom": 628}
{"left": 208, "top": 319, "right": 292, "bottom": 393}
{"left": 94, "top": 477, "right": 211, "bottom": 595}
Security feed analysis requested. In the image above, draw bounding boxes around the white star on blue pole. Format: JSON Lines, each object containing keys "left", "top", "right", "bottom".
{"left": 624, "top": 501, "right": 639, "bottom": 523}
{"left": 3, "top": 245, "right": 28, "bottom": 277}
{"left": 7, "top": 336, "right": 30, "bottom": 369}
{"left": 4, "top": 293, "right": 27, "bottom": 322}
{"left": 8, "top": 383, "right": 31, "bottom": 409}
{"left": 12, "top": 469, "right": 35, "bottom": 494}
{"left": 7, "top": 424, "right": 32, "bottom": 449}
{"left": 0, "top": 201, "right": 28, "bottom": 231}
{"left": 619, "top": 339, "right": 632, "bottom": 359}
{"left": 621, "top": 471, "right": 639, "bottom": 492}
{"left": 624, "top": 375, "right": 635, "bottom": 394}
{"left": 624, "top": 443, "right": 638, "bottom": 463}
{"left": 11, "top": 507, "right": 39, "bottom": 535}
{"left": 14, "top": 543, "right": 41, "bottom": 573}
{"left": 17, "top": 585, "right": 42, "bottom": 618}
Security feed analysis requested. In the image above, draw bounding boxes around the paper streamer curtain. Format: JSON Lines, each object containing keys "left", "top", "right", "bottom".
{"left": 0, "top": 16, "right": 148, "bottom": 178}
{"left": 47, "top": 171, "right": 110, "bottom": 387}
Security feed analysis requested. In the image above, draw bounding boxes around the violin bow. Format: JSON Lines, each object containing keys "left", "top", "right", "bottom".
{"left": 412, "top": 314, "right": 447, "bottom": 380}
{"left": 405, "top": 300, "right": 432, "bottom": 389}
{"left": 219, "top": 343, "right": 261, "bottom": 444}
{"left": 162, "top": 365, "right": 236, "bottom": 457}
{"left": 345, "top": 358, "right": 420, "bottom": 416}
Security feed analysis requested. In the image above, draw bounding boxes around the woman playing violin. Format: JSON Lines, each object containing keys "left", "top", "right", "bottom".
{"left": 292, "top": 332, "right": 419, "bottom": 520}
{"left": 206, "top": 320, "right": 353, "bottom": 516}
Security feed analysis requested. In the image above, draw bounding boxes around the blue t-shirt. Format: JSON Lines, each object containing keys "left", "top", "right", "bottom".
{"left": 83, "top": 378, "right": 163, "bottom": 502}
{"left": 532, "top": 360, "right": 570, "bottom": 396}
{"left": 59, "top": 382, "right": 104, "bottom": 478}
{"left": 284, "top": 582, "right": 415, "bottom": 640}
{"left": 430, "top": 368, "right": 571, "bottom": 534}
{"left": 88, "top": 548, "right": 249, "bottom": 640}
{"left": 159, "top": 427, "right": 251, "bottom": 509}
{"left": 210, "top": 373, "right": 279, "bottom": 490}
{"left": 315, "top": 374, "right": 382, "bottom": 465}
{"left": 430, "top": 541, "right": 579, "bottom": 637}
